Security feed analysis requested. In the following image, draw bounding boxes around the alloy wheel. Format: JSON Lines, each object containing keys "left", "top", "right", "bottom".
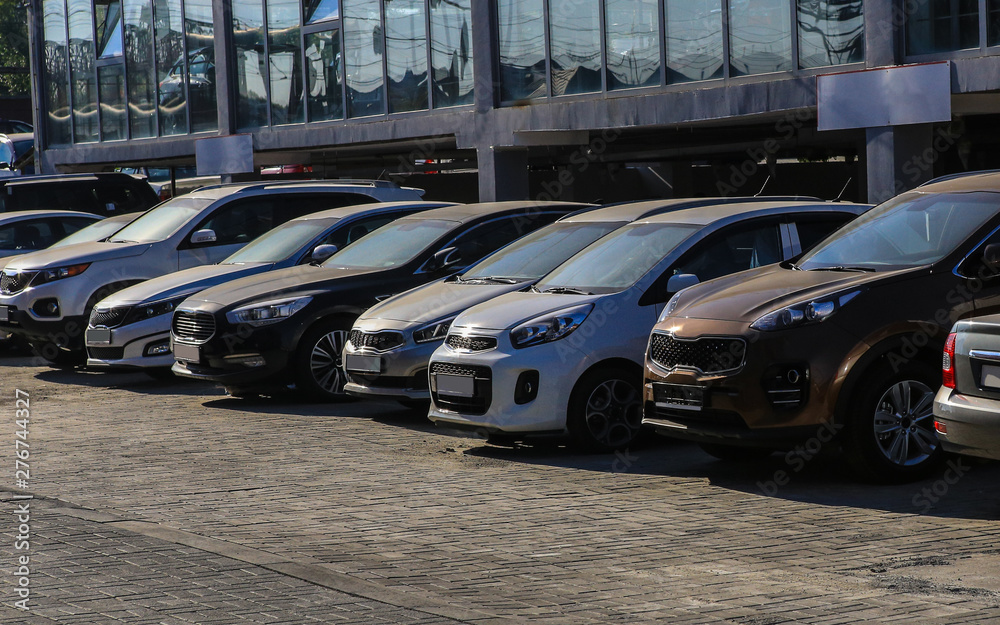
{"left": 872, "top": 379, "right": 938, "bottom": 467}
{"left": 309, "top": 329, "right": 348, "bottom": 395}
{"left": 583, "top": 379, "right": 642, "bottom": 448}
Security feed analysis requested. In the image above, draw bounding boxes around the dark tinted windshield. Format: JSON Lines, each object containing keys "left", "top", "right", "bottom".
{"left": 224, "top": 219, "right": 337, "bottom": 264}
{"left": 463, "top": 221, "right": 626, "bottom": 281}
{"left": 322, "top": 219, "right": 457, "bottom": 269}
{"left": 799, "top": 192, "right": 1000, "bottom": 271}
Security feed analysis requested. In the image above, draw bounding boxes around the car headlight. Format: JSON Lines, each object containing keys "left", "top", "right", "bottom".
{"left": 226, "top": 296, "right": 312, "bottom": 327}
{"left": 123, "top": 295, "right": 188, "bottom": 325}
{"left": 750, "top": 290, "right": 861, "bottom": 332}
{"left": 34, "top": 263, "right": 90, "bottom": 285}
{"left": 413, "top": 316, "right": 455, "bottom": 343}
{"left": 659, "top": 292, "right": 683, "bottom": 323}
{"left": 510, "top": 304, "right": 593, "bottom": 349}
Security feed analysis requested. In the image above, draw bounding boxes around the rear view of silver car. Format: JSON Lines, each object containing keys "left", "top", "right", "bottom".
{"left": 934, "top": 315, "right": 1000, "bottom": 461}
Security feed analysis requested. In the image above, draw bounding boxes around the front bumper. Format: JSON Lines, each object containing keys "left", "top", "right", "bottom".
{"left": 642, "top": 318, "right": 858, "bottom": 447}
{"left": 343, "top": 333, "right": 436, "bottom": 400}
{"left": 85, "top": 315, "right": 173, "bottom": 369}
{"left": 0, "top": 304, "right": 88, "bottom": 352}
{"left": 933, "top": 386, "right": 1000, "bottom": 461}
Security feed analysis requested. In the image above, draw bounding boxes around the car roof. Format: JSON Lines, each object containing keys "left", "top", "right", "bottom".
{"left": 636, "top": 201, "right": 871, "bottom": 227}
{"left": 0, "top": 210, "right": 103, "bottom": 223}
{"left": 288, "top": 200, "right": 457, "bottom": 222}
{"left": 0, "top": 172, "right": 148, "bottom": 186}
{"left": 394, "top": 200, "right": 594, "bottom": 224}
{"left": 188, "top": 179, "right": 423, "bottom": 200}
{"left": 915, "top": 171, "right": 1000, "bottom": 193}
{"left": 560, "top": 196, "right": 823, "bottom": 223}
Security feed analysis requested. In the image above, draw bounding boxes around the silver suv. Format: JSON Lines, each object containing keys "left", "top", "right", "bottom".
{"left": 0, "top": 180, "right": 424, "bottom": 364}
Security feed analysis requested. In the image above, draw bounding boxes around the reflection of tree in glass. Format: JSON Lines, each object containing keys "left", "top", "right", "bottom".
{"left": 797, "top": 0, "right": 863, "bottom": 69}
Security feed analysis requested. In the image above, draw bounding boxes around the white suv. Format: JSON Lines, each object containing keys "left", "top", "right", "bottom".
{"left": 0, "top": 180, "right": 424, "bottom": 363}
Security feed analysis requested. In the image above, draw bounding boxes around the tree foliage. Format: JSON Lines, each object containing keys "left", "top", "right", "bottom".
{"left": 0, "top": 0, "right": 30, "bottom": 97}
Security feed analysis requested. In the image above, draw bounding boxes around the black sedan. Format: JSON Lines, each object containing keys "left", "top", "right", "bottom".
{"left": 170, "top": 201, "right": 590, "bottom": 398}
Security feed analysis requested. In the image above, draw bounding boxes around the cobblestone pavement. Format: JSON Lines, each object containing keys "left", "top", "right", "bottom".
{"left": 1, "top": 354, "right": 1000, "bottom": 623}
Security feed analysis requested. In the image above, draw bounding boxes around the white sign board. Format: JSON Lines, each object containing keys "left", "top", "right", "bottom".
{"left": 195, "top": 134, "right": 255, "bottom": 176}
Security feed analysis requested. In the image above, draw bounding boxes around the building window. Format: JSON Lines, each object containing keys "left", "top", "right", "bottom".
{"left": 98, "top": 63, "right": 127, "bottom": 140}
{"left": 498, "top": 0, "right": 546, "bottom": 101}
{"left": 155, "top": 0, "right": 187, "bottom": 134}
{"left": 344, "top": 0, "right": 385, "bottom": 117}
{"left": 385, "top": 0, "right": 428, "bottom": 113}
{"left": 95, "top": 0, "right": 124, "bottom": 58}
{"left": 729, "top": 0, "right": 793, "bottom": 76}
{"left": 42, "top": 0, "right": 71, "bottom": 145}
{"left": 233, "top": 0, "right": 267, "bottom": 129}
{"left": 268, "top": 0, "right": 305, "bottom": 124}
{"left": 991, "top": 0, "right": 1000, "bottom": 46}
{"left": 305, "top": 0, "right": 340, "bottom": 23}
{"left": 306, "top": 29, "right": 343, "bottom": 121}
{"left": 185, "top": 0, "right": 218, "bottom": 132}
{"left": 797, "top": 1, "right": 863, "bottom": 68}
{"left": 124, "top": 0, "right": 157, "bottom": 138}
{"left": 548, "top": 0, "right": 602, "bottom": 95}
{"left": 906, "top": 0, "right": 980, "bottom": 55}
{"left": 67, "top": 0, "right": 99, "bottom": 143}
{"left": 665, "top": 0, "right": 723, "bottom": 83}
{"left": 606, "top": 0, "right": 660, "bottom": 90}
{"left": 429, "top": 0, "right": 473, "bottom": 107}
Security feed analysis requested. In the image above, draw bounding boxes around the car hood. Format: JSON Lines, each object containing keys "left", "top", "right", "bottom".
{"left": 453, "top": 290, "right": 599, "bottom": 332}
{"left": 186, "top": 264, "right": 379, "bottom": 310}
{"left": 362, "top": 279, "right": 529, "bottom": 325}
{"left": 99, "top": 263, "right": 272, "bottom": 307}
{"left": 670, "top": 264, "right": 920, "bottom": 323}
{"left": 3, "top": 241, "right": 151, "bottom": 271}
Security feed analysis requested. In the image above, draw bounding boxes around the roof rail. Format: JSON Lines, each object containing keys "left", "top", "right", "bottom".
{"left": 192, "top": 178, "right": 404, "bottom": 194}
{"left": 918, "top": 170, "right": 1000, "bottom": 187}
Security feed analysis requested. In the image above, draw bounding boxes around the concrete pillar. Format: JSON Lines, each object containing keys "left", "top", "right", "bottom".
{"left": 212, "top": 0, "right": 235, "bottom": 136}
{"left": 477, "top": 147, "right": 529, "bottom": 202}
{"left": 470, "top": 1, "right": 497, "bottom": 114}
{"left": 864, "top": 124, "right": 935, "bottom": 204}
{"left": 864, "top": 0, "right": 900, "bottom": 68}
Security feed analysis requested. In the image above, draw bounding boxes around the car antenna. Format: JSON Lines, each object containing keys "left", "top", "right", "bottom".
{"left": 753, "top": 175, "right": 771, "bottom": 197}
{"left": 833, "top": 177, "right": 853, "bottom": 202}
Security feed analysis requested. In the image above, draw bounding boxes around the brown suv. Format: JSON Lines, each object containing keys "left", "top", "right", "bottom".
{"left": 643, "top": 172, "right": 1000, "bottom": 481}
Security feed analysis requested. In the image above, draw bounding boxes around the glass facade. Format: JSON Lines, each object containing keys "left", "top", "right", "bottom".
{"left": 124, "top": 0, "right": 156, "bottom": 138}
{"left": 549, "top": 0, "right": 602, "bottom": 95}
{"left": 185, "top": 0, "right": 218, "bottom": 132}
{"left": 155, "top": 0, "right": 187, "bottom": 135}
{"left": 268, "top": 0, "right": 305, "bottom": 124}
{"left": 42, "top": 0, "right": 71, "bottom": 145}
{"left": 344, "top": 0, "right": 385, "bottom": 117}
{"left": 429, "top": 0, "right": 473, "bottom": 106}
{"left": 729, "top": 0, "right": 793, "bottom": 76}
{"left": 67, "top": 0, "right": 98, "bottom": 142}
{"left": 306, "top": 29, "right": 344, "bottom": 121}
{"left": 498, "top": 0, "right": 546, "bottom": 101}
{"left": 98, "top": 63, "right": 126, "bottom": 140}
{"left": 797, "top": 1, "right": 863, "bottom": 68}
{"left": 233, "top": 0, "right": 268, "bottom": 128}
{"left": 385, "top": 0, "right": 428, "bottom": 113}
{"left": 606, "top": 0, "right": 660, "bottom": 90}
{"left": 906, "top": 0, "right": 980, "bottom": 55}
{"left": 665, "top": 0, "right": 723, "bottom": 83}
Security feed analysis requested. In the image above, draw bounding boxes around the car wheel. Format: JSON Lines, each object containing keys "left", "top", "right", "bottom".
{"left": 698, "top": 443, "right": 774, "bottom": 462}
{"left": 844, "top": 362, "right": 943, "bottom": 482}
{"left": 567, "top": 367, "right": 643, "bottom": 452}
{"left": 295, "top": 317, "right": 355, "bottom": 401}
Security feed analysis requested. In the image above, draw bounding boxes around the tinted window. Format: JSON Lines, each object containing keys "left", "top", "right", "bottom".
{"left": 324, "top": 219, "right": 457, "bottom": 269}
{"left": 195, "top": 199, "right": 279, "bottom": 246}
{"left": 223, "top": 219, "right": 338, "bottom": 263}
{"left": 674, "top": 223, "right": 783, "bottom": 282}
{"left": 0, "top": 218, "right": 59, "bottom": 250}
{"left": 794, "top": 215, "right": 853, "bottom": 253}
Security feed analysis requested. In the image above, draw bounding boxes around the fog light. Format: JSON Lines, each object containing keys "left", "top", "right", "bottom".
{"left": 934, "top": 421, "right": 947, "bottom": 435}
{"left": 144, "top": 341, "right": 171, "bottom": 356}
{"left": 224, "top": 354, "right": 266, "bottom": 367}
{"left": 31, "top": 298, "right": 60, "bottom": 317}
{"left": 514, "top": 370, "right": 539, "bottom": 405}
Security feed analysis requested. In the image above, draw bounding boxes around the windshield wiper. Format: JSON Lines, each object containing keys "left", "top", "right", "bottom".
{"left": 810, "top": 265, "right": 876, "bottom": 273}
{"left": 462, "top": 276, "right": 520, "bottom": 284}
{"left": 543, "top": 287, "right": 593, "bottom": 295}
{"left": 110, "top": 239, "right": 137, "bottom": 244}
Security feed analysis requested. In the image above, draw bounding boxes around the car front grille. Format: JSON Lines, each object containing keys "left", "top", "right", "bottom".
{"left": 0, "top": 270, "right": 37, "bottom": 295}
{"left": 171, "top": 310, "right": 216, "bottom": 343}
{"left": 445, "top": 334, "right": 498, "bottom": 352}
{"left": 430, "top": 361, "right": 492, "bottom": 416}
{"left": 649, "top": 333, "right": 746, "bottom": 374}
{"left": 90, "top": 306, "right": 131, "bottom": 328}
{"left": 348, "top": 329, "right": 405, "bottom": 351}
{"left": 88, "top": 346, "right": 126, "bottom": 360}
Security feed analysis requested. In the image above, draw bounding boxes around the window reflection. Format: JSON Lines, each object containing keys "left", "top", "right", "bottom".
{"left": 429, "top": 0, "right": 473, "bottom": 107}
{"left": 306, "top": 29, "right": 343, "bottom": 121}
{"left": 549, "top": 0, "right": 601, "bottom": 95}
{"left": 797, "top": 1, "right": 863, "bottom": 68}
{"left": 268, "top": 0, "right": 304, "bottom": 124}
{"left": 386, "top": 0, "right": 428, "bottom": 112}
{"left": 729, "top": 0, "right": 793, "bottom": 76}
{"left": 498, "top": 0, "right": 546, "bottom": 101}
{"left": 606, "top": 0, "right": 660, "bottom": 90}
{"left": 155, "top": 0, "right": 187, "bottom": 134}
{"left": 344, "top": 0, "right": 386, "bottom": 117}
{"left": 233, "top": 0, "right": 267, "bottom": 128}
{"left": 67, "top": 0, "right": 98, "bottom": 142}
{"left": 98, "top": 63, "right": 127, "bottom": 140}
{"left": 96, "top": 0, "right": 124, "bottom": 58}
{"left": 665, "top": 0, "right": 723, "bottom": 83}
{"left": 124, "top": 0, "right": 156, "bottom": 138}
{"left": 991, "top": 0, "right": 1000, "bottom": 46}
{"left": 43, "top": 0, "right": 71, "bottom": 145}
{"left": 906, "top": 0, "right": 979, "bottom": 55}
{"left": 185, "top": 0, "right": 217, "bottom": 132}
{"left": 306, "top": 0, "right": 340, "bottom": 24}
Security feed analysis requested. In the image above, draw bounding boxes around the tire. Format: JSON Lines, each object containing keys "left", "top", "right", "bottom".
{"left": 699, "top": 443, "right": 774, "bottom": 462}
{"left": 842, "top": 361, "right": 944, "bottom": 482}
{"left": 567, "top": 367, "right": 644, "bottom": 452}
{"left": 294, "top": 316, "right": 355, "bottom": 401}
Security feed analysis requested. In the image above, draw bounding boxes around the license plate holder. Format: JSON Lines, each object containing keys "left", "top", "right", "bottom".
{"left": 173, "top": 342, "right": 201, "bottom": 364}
{"left": 982, "top": 364, "right": 1000, "bottom": 389}
{"left": 86, "top": 328, "right": 112, "bottom": 345}
{"left": 653, "top": 383, "right": 705, "bottom": 411}
{"left": 345, "top": 353, "right": 381, "bottom": 374}
{"left": 435, "top": 373, "right": 475, "bottom": 398}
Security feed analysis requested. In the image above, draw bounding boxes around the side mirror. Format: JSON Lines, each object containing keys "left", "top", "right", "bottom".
{"left": 190, "top": 229, "right": 217, "bottom": 245}
{"left": 667, "top": 273, "right": 700, "bottom": 294}
{"left": 984, "top": 244, "right": 1000, "bottom": 271}
{"left": 311, "top": 243, "right": 338, "bottom": 263}
{"left": 429, "top": 247, "right": 462, "bottom": 272}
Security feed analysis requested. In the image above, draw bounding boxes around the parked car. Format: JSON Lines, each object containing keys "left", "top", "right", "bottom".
{"left": 86, "top": 200, "right": 453, "bottom": 373}
{"left": 0, "top": 180, "right": 425, "bottom": 364}
{"left": 426, "top": 200, "right": 870, "bottom": 451}
{"left": 0, "top": 173, "right": 159, "bottom": 216}
{"left": 345, "top": 197, "right": 820, "bottom": 406}
{"left": 170, "top": 201, "right": 590, "bottom": 399}
{"left": 43, "top": 212, "right": 139, "bottom": 249}
{"left": 0, "top": 120, "right": 32, "bottom": 134}
{"left": 115, "top": 166, "right": 221, "bottom": 201}
{"left": 933, "top": 315, "right": 1000, "bottom": 461}
{"left": 0, "top": 210, "right": 103, "bottom": 263}
{"left": 0, "top": 134, "right": 17, "bottom": 178}
{"left": 642, "top": 171, "right": 1000, "bottom": 481}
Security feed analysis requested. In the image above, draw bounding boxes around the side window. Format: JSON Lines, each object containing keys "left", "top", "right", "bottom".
{"left": 96, "top": 182, "right": 146, "bottom": 212}
{"left": 58, "top": 217, "right": 98, "bottom": 238}
{"left": 673, "top": 223, "right": 783, "bottom": 283}
{"left": 325, "top": 214, "right": 397, "bottom": 249}
{"left": 195, "top": 199, "right": 277, "bottom": 246}
{"left": 0, "top": 218, "right": 59, "bottom": 250}
{"left": 795, "top": 215, "right": 853, "bottom": 253}
{"left": 444, "top": 212, "right": 564, "bottom": 267}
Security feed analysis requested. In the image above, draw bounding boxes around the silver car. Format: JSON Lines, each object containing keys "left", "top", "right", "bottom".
{"left": 934, "top": 314, "right": 1000, "bottom": 461}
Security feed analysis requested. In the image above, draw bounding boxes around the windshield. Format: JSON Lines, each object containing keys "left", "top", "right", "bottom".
{"left": 536, "top": 223, "right": 699, "bottom": 294}
{"left": 52, "top": 218, "right": 129, "bottom": 247}
{"left": 108, "top": 197, "right": 212, "bottom": 243}
{"left": 223, "top": 219, "right": 337, "bottom": 264}
{"left": 799, "top": 192, "right": 1000, "bottom": 271}
{"left": 461, "top": 221, "right": 626, "bottom": 281}
{"left": 322, "top": 219, "right": 456, "bottom": 269}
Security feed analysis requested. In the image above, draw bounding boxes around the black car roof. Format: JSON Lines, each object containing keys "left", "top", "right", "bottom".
{"left": 394, "top": 200, "right": 594, "bottom": 224}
